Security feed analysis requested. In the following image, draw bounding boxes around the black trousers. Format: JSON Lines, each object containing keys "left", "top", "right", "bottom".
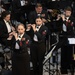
{"left": 12, "top": 52, "right": 30, "bottom": 75}
{"left": 59, "top": 37, "right": 74, "bottom": 74}
{"left": 30, "top": 42, "right": 46, "bottom": 75}
{"left": 61, "top": 45, "right": 73, "bottom": 74}
{"left": 56, "top": 36, "right": 74, "bottom": 74}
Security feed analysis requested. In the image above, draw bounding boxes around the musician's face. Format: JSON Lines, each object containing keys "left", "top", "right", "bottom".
{"left": 4, "top": 14, "right": 10, "bottom": 21}
{"left": 17, "top": 25, "right": 25, "bottom": 34}
{"left": 36, "top": 7, "right": 42, "bottom": 13}
{"left": 36, "top": 18, "right": 43, "bottom": 25}
{"left": 65, "top": 10, "right": 71, "bottom": 17}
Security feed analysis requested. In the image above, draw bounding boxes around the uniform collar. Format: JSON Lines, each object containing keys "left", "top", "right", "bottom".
{"left": 18, "top": 33, "right": 24, "bottom": 38}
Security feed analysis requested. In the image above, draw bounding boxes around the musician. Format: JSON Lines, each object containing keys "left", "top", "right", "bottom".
{"left": 12, "top": 24, "right": 31, "bottom": 75}
{"left": 57, "top": 7, "right": 75, "bottom": 75}
{"left": 28, "top": 3, "right": 48, "bottom": 24}
{"left": 0, "top": 11, "right": 15, "bottom": 47}
{"left": 62, "top": 7, "right": 75, "bottom": 32}
{"left": 26, "top": 17, "right": 48, "bottom": 75}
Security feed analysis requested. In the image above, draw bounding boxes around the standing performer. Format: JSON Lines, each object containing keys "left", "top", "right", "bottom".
{"left": 12, "top": 24, "right": 31, "bottom": 75}
{"left": 26, "top": 17, "right": 48, "bottom": 75}
{"left": 57, "top": 6, "right": 75, "bottom": 75}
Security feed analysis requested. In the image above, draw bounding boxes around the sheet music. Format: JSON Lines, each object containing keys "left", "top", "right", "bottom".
{"left": 68, "top": 38, "right": 75, "bottom": 44}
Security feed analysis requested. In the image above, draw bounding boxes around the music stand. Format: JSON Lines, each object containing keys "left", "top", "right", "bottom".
{"left": 43, "top": 41, "right": 61, "bottom": 75}
{"left": 43, "top": 45, "right": 57, "bottom": 64}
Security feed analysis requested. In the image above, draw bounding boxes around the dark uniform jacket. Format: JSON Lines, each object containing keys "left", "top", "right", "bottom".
{"left": 26, "top": 25, "right": 48, "bottom": 43}
{"left": 28, "top": 10, "right": 48, "bottom": 24}
{"left": 0, "top": 20, "right": 15, "bottom": 46}
{"left": 12, "top": 33, "right": 31, "bottom": 53}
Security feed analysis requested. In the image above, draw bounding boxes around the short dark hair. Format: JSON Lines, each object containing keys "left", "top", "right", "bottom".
{"left": 64, "top": 6, "right": 72, "bottom": 12}
{"left": 1, "top": 11, "right": 11, "bottom": 19}
{"left": 35, "top": 3, "right": 42, "bottom": 8}
{"left": 36, "top": 16, "right": 43, "bottom": 20}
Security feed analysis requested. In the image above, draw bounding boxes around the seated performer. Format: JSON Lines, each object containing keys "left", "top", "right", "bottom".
{"left": 0, "top": 11, "right": 15, "bottom": 47}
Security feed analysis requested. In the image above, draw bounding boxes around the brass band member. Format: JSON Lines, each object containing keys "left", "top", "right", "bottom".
{"left": 57, "top": 7, "right": 75, "bottom": 75}
{"left": 0, "top": 11, "right": 15, "bottom": 47}
{"left": 12, "top": 24, "right": 31, "bottom": 75}
{"left": 26, "top": 17, "right": 48, "bottom": 75}
{"left": 28, "top": 3, "right": 48, "bottom": 24}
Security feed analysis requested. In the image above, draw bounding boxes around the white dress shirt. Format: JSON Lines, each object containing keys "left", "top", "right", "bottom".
{"left": 65, "top": 17, "right": 69, "bottom": 21}
{"left": 4, "top": 19, "right": 12, "bottom": 33}
{"left": 33, "top": 25, "right": 42, "bottom": 42}
{"left": 15, "top": 33, "right": 24, "bottom": 49}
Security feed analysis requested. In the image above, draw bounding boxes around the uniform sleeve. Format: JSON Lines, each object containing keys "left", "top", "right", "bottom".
{"left": 0, "top": 22, "right": 9, "bottom": 38}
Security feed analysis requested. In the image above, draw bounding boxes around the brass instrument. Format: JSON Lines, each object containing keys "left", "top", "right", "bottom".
{"left": 51, "top": 9, "right": 60, "bottom": 17}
